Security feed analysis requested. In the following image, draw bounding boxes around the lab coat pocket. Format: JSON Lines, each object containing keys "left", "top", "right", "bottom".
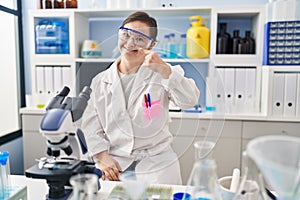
{"left": 142, "top": 100, "right": 161, "bottom": 119}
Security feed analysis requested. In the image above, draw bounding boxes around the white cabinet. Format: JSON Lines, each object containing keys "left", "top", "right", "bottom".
{"left": 21, "top": 112, "right": 47, "bottom": 170}
{"left": 170, "top": 117, "right": 242, "bottom": 184}
{"left": 261, "top": 66, "right": 300, "bottom": 118}
{"left": 29, "top": 10, "right": 77, "bottom": 104}
{"left": 209, "top": 5, "right": 266, "bottom": 115}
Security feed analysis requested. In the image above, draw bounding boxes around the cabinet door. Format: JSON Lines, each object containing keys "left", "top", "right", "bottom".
{"left": 242, "top": 121, "right": 300, "bottom": 151}
{"left": 22, "top": 114, "right": 47, "bottom": 170}
{"left": 170, "top": 118, "right": 242, "bottom": 183}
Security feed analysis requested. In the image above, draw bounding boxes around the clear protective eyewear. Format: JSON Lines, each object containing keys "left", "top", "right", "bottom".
{"left": 118, "top": 26, "right": 155, "bottom": 49}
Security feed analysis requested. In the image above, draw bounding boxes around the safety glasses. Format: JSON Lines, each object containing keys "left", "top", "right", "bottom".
{"left": 118, "top": 26, "right": 155, "bottom": 49}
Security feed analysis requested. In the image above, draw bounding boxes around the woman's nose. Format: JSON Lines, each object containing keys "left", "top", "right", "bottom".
{"left": 126, "top": 36, "right": 136, "bottom": 47}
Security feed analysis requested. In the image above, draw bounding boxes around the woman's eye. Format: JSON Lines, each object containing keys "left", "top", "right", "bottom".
{"left": 136, "top": 37, "right": 145, "bottom": 43}
{"left": 121, "top": 32, "right": 129, "bottom": 38}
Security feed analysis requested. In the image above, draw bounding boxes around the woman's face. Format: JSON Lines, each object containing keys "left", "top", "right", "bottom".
{"left": 118, "top": 21, "right": 153, "bottom": 57}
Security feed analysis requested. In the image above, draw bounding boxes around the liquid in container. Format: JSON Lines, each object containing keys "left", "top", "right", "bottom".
{"left": 187, "top": 16, "right": 210, "bottom": 59}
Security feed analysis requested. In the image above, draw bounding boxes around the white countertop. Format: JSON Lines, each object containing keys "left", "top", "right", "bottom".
{"left": 20, "top": 107, "right": 300, "bottom": 122}
{"left": 11, "top": 175, "right": 187, "bottom": 200}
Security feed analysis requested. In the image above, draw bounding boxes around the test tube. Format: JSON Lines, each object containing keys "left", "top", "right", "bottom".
{"left": 0, "top": 151, "right": 11, "bottom": 197}
{"left": 0, "top": 152, "right": 3, "bottom": 198}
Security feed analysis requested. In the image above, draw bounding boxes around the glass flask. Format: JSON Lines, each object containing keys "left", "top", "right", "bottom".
{"left": 69, "top": 173, "right": 98, "bottom": 200}
{"left": 186, "top": 140, "right": 222, "bottom": 200}
{"left": 233, "top": 151, "right": 269, "bottom": 200}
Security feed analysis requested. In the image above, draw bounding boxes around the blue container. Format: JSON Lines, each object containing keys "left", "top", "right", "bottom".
{"left": 35, "top": 17, "right": 69, "bottom": 54}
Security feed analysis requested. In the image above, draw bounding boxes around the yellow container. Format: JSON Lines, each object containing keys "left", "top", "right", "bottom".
{"left": 187, "top": 16, "right": 210, "bottom": 59}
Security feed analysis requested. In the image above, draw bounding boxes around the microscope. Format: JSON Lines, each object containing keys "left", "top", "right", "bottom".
{"left": 25, "top": 86, "right": 102, "bottom": 200}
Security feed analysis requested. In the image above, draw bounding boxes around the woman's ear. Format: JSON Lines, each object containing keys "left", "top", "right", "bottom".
{"left": 148, "top": 41, "right": 158, "bottom": 50}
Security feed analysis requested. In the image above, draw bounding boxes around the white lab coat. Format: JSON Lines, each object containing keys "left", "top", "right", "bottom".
{"left": 81, "top": 60, "right": 199, "bottom": 184}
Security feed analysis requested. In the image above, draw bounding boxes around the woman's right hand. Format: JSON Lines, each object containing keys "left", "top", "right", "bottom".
{"left": 93, "top": 151, "right": 122, "bottom": 181}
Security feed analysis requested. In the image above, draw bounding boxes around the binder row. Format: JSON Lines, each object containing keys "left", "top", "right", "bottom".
{"left": 263, "top": 20, "right": 300, "bottom": 65}
{"left": 36, "top": 65, "right": 71, "bottom": 95}
{"left": 272, "top": 72, "right": 300, "bottom": 117}
{"left": 206, "top": 67, "right": 257, "bottom": 114}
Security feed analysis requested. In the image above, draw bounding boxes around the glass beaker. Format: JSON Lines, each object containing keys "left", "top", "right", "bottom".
{"left": 120, "top": 171, "right": 148, "bottom": 200}
{"left": 233, "top": 151, "right": 268, "bottom": 200}
{"left": 69, "top": 173, "right": 98, "bottom": 200}
{"left": 186, "top": 140, "right": 222, "bottom": 200}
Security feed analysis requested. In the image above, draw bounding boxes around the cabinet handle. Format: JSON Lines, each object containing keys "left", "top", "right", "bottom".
{"left": 281, "top": 130, "right": 287, "bottom": 134}
{"left": 201, "top": 127, "right": 207, "bottom": 131}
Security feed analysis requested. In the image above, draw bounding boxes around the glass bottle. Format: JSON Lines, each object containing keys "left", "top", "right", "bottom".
{"left": 66, "top": 0, "right": 77, "bottom": 8}
{"left": 217, "top": 23, "right": 231, "bottom": 54}
{"left": 44, "top": 0, "right": 53, "bottom": 9}
{"left": 232, "top": 30, "right": 241, "bottom": 54}
{"left": 244, "top": 31, "right": 255, "bottom": 54}
{"left": 186, "top": 141, "right": 222, "bottom": 200}
{"left": 53, "top": 0, "right": 65, "bottom": 8}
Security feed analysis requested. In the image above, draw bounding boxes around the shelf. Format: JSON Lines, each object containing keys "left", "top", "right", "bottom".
{"left": 75, "top": 7, "right": 212, "bottom": 18}
{"left": 211, "top": 54, "right": 261, "bottom": 66}
{"left": 75, "top": 58, "right": 210, "bottom": 63}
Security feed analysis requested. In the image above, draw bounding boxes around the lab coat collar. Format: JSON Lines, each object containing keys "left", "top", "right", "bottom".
{"left": 102, "top": 60, "right": 154, "bottom": 106}
{"left": 101, "top": 59, "right": 152, "bottom": 85}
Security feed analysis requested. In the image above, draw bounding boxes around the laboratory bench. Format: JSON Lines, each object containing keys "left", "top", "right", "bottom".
{"left": 10, "top": 174, "right": 187, "bottom": 200}
{"left": 20, "top": 107, "right": 300, "bottom": 184}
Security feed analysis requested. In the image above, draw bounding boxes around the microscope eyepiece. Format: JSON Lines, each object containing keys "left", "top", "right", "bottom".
{"left": 58, "top": 86, "right": 70, "bottom": 97}
{"left": 79, "top": 86, "right": 92, "bottom": 101}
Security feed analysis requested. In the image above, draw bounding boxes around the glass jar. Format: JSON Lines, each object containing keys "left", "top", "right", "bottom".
{"left": 70, "top": 173, "right": 98, "bottom": 200}
{"left": 53, "top": 0, "right": 64, "bottom": 8}
{"left": 66, "top": 0, "right": 77, "bottom": 8}
{"left": 44, "top": 0, "right": 53, "bottom": 9}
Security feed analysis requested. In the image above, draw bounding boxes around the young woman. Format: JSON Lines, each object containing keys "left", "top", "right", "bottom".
{"left": 81, "top": 11, "right": 200, "bottom": 184}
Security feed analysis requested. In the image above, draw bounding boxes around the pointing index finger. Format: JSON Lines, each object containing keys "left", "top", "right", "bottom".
{"left": 138, "top": 48, "right": 151, "bottom": 55}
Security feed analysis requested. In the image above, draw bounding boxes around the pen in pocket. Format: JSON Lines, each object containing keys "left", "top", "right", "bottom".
{"left": 144, "top": 94, "right": 148, "bottom": 108}
{"left": 147, "top": 93, "right": 151, "bottom": 107}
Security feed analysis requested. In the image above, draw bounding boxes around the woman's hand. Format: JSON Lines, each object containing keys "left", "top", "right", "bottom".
{"left": 93, "top": 151, "right": 122, "bottom": 181}
{"left": 139, "top": 48, "right": 171, "bottom": 79}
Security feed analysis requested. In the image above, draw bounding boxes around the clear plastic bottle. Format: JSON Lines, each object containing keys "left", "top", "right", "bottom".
{"left": 168, "top": 33, "right": 177, "bottom": 58}
{"left": 178, "top": 33, "right": 187, "bottom": 58}
{"left": 186, "top": 141, "right": 222, "bottom": 200}
{"left": 162, "top": 34, "right": 170, "bottom": 58}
